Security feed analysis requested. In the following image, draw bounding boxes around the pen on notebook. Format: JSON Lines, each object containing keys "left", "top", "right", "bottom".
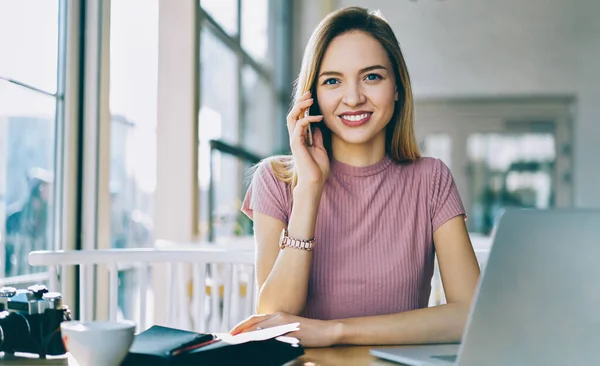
{"left": 169, "top": 337, "right": 220, "bottom": 357}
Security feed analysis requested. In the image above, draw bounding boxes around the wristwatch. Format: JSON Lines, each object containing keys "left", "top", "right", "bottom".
{"left": 279, "top": 228, "right": 316, "bottom": 251}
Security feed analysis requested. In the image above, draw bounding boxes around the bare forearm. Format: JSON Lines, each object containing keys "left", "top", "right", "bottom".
{"left": 257, "top": 185, "right": 322, "bottom": 315}
{"left": 333, "top": 303, "right": 470, "bottom": 346}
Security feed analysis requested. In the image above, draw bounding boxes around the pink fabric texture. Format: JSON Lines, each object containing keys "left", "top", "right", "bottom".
{"left": 242, "top": 155, "right": 465, "bottom": 320}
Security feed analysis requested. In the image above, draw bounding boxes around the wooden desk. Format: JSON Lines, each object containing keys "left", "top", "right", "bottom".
{"left": 290, "top": 345, "right": 405, "bottom": 366}
{"left": 1, "top": 346, "right": 406, "bottom": 365}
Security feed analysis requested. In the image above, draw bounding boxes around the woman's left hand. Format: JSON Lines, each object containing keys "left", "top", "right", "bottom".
{"left": 229, "top": 312, "right": 342, "bottom": 348}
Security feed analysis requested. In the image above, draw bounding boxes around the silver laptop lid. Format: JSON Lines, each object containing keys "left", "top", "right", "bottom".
{"left": 458, "top": 209, "right": 600, "bottom": 366}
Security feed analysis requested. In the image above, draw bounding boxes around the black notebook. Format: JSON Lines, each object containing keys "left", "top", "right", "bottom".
{"left": 121, "top": 325, "right": 304, "bottom": 366}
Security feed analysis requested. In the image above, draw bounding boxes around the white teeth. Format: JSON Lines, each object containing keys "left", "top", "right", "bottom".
{"left": 341, "top": 113, "right": 369, "bottom": 122}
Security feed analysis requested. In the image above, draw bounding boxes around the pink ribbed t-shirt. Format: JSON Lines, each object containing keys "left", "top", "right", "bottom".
{"left": 241, "top": 155, "right": 465, "bottom": 320}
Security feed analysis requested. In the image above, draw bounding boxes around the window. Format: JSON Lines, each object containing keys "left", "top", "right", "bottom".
{"left": 0, "top": 0, "right": 64, "bottom": 282}
{"left": 0, "top": 1, "right": 59, "bottom": 93}
{"left": 241, "top": 0, "right": 271, "bottom": 65}
{"left": 0, "top": 81, "right": 56, "bottom": 278}
{"left": 467, "top": 133, "right": 556, "bottom": 234}
{"left": 201, "top": 0, "right": 238, "bottom": 35}
{"left": 198, "top": 2, "right": 288, "bottom": 241}
{"left": 199, "top": 29, "right": 240, "bottom": 145}
{"left": 242, "top": 65, "right": 277, "bottom": 155}
{"left": 109, "top": 0, "right": 159, "bottom": 320}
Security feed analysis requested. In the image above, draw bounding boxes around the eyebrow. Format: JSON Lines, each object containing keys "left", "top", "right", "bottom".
{"left": 318, "top": 64, "right": 388, "bottom": 78}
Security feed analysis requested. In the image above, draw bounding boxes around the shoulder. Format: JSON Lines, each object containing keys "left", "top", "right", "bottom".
{"left": 387, "top": 157, "right": 457, "bottom": 196}
{"left": 251, "top": 155, "right": 292, "bottom": 185}
{"left": 409, "top": 156, "right": 437, "bottom": 169}
{"left": 247, "top": 155, "right": 294, "bottom": 199}
{"left": 390, "top": 156, "right": 450, "bottom": 178}
{"left": 413, "top": 156, "right": 446, "bottom": 170}
{"left": 415, "top": 158, "right": 456, "bottom": 191}
{"left": 242, "top": 155, "right": 293, "bottom": 222}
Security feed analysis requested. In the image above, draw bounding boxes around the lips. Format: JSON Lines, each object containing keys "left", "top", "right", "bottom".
{"left": 338, "top": 111, "right": 373, "bottom": 127}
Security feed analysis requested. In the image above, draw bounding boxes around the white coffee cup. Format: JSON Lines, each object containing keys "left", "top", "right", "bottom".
{"left": 60, "top": 320, "right": 136, "bottom": 366}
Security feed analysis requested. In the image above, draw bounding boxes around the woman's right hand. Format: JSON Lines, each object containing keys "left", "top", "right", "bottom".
{"left": 287, "top": 91, "right": 330, "bottom": 190}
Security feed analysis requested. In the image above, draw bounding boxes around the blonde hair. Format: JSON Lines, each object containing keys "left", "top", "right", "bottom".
{"left": 269, "top": 6, "right": 420, "bottom": 188}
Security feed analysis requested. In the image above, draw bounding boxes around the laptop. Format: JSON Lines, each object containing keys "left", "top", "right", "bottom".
{"left": 371, "top": 209, "right": 600, "bottom": 366}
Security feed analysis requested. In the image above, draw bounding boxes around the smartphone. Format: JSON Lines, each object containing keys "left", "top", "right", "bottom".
{"left": 305, "top": 108, "right": 313, "bottom": 146}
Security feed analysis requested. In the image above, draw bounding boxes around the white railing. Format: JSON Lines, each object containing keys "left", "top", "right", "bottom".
{"left": 28, "top": 246, "right": 256, "bottom": 333}
{"left": 26, "top": 233, "right": 491, "bottom": 332}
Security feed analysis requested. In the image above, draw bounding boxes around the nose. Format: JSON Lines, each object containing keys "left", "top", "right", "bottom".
{"left": 341, "top": 81, "right": 366, "bottom": 107}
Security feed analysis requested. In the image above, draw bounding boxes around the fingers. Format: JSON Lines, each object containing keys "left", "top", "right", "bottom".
{"left": 286, "top": 91, "right": 314, "bottom": 136}
{"left": 240, "top": 320, "right": 272, "bottom": 333}
{"left": 232, "top": 315, "right": 287, "bottom": 334}
{"left": 291, "top": 115, "right": 323, "bottom": 151}
{"left": 312, "top": 126, "right": 324, "bottom": 149}
{"left": 229, "top": 313, "right": 277, "bottom": 335}
{"left": 229, "top": 314, "right": 270, "bottom": 335}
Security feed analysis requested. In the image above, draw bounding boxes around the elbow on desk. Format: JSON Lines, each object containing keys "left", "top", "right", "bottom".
{"left": 447, "top": 301, "right": 472, "bottom": 342}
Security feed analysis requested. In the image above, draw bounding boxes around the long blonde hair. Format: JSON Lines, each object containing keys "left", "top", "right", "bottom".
{"left": 269, "top": 6, "right": 420, "bottom": 188}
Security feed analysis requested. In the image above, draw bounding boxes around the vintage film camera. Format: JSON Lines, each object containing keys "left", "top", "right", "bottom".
{"left": 0, "top": 284, "right": 71, "bottom": 357}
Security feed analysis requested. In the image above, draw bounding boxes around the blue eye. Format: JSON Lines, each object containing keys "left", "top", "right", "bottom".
{"left": 323, "top": 78, "right": 339, "bottom": 85}
{"left": 365, "top": 73, "right": 382, "bottom": 81}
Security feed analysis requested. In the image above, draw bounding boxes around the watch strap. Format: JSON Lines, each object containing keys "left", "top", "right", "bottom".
{"left": 279, "top": 229, "right": 315, "bottom": 251}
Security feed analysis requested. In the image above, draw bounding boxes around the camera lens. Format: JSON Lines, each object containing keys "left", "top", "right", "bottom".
{"left": 0, "top": 311, "right": 31, "bottom": 352}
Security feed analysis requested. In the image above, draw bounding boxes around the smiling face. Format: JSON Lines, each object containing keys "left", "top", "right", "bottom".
{"left": 315, "top": 30, "right": 398, "bottom": 148}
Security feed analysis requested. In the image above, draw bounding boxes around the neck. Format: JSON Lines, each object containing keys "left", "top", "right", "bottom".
{"left": 331, "top": 131, "right": 387, "bottom": 167}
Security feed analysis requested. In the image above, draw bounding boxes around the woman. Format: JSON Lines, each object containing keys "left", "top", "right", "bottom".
{"left": 230, "top": 6, "right": 480, "bottom": 347}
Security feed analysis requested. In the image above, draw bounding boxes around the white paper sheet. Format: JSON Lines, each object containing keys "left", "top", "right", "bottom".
{"left": 215, "top": 322, "right": 300, "bottom": 345}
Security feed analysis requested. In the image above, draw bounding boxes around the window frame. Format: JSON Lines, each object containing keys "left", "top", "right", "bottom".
{"left": 0, "top": 0, "right": 77, "bottom": 290}
{"left": 198, "top": 0, "right": 292, "bottom": 241}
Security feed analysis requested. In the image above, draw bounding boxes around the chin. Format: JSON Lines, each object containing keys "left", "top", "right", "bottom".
{"left": 334, "top": 130, "right": 379, "bottom": 145}
{"left": 333, "top": 123, "right": 387, "bottom": 146}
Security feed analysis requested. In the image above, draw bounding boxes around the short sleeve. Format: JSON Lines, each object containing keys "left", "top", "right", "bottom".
{"left": 430, "top": 159, "right": 466, "bottom": 232}
{"left": 241, "top": 159, "right": 290, "bottom": 224}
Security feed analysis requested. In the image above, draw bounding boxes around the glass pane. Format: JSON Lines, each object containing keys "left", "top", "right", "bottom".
{"left": 199, "top": 151, "right": 243, "bottom": 240}
{"left": 0, "top": 79, "right": 56, "bottom": 277}
{"left": 200, "top": 29, "right": 239, "bottom": 144}
{"left": 467, "top": 133, "right": 556, "bottom": 235}
{"left": 422, "top": 133, "right": 452, "bottom": 170}
{"left": 201, "top": 0, "right": 238, "bottom": 35}
{"left": 0, "top": 0, "right": 59, "bottom": 93}
{"left": 242, "top": 65, "right": 276, "bottom": 156}
{"left": 109, "top": 0, "right": 158, "bottom": 321}
{"left": 198, "top": 29, "right": 240, "bottom": 240}
{"left": 241, "top": 0, "right": 270, "bottom": 64}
